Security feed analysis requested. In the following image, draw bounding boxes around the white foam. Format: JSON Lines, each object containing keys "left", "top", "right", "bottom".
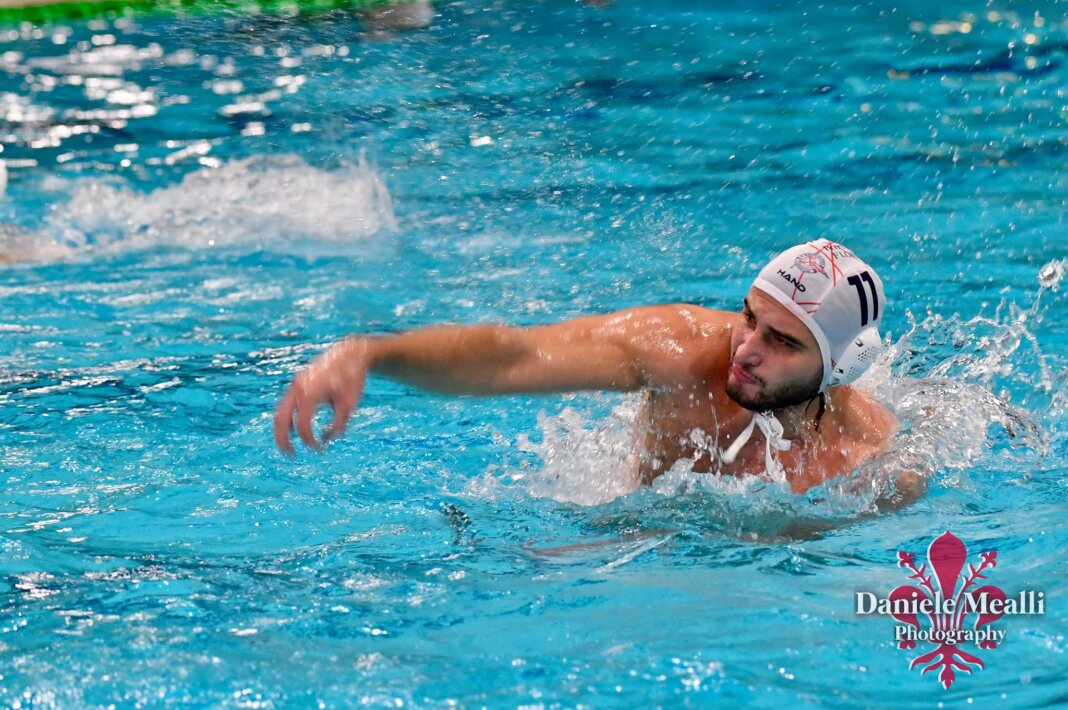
{"left": 515, "top": 400, "right": 645, "bottom": 506}
{"left": 0, "top": 223, "right": 77, "bottom": 264}
{"left": 43, "top": 154, "right": 396, "bottom": 255}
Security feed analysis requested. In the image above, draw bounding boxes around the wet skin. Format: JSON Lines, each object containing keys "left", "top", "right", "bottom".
{"left": 275, "top": 288, "right": 905, "bottom": 495}
{"left": 631, "top": 290, "right": 898, "bottom": 492}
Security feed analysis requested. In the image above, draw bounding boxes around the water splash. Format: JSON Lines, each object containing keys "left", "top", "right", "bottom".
{"left": 0, "top": 223, "right": 76, "bottom": 264}
{"left": 512, "top": 401, "right": 643, "bottom": 507}
{"left": 41, "top": 154, "right": 396, "bottom": 256}
{"left": 1037, "top": 259, "right": 1066, "bottom": 293}
{"left": 481, "top": 264, "right": 1059, "bottom": 536}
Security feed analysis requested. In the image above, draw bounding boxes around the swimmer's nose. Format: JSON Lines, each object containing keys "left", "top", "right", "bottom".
{"left": 734, "top": 329, "right": 764, "bottom": 368}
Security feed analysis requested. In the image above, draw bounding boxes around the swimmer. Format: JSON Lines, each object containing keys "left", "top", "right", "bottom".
{"left": 274, "top": 239, "right": 925, "bottom": 505}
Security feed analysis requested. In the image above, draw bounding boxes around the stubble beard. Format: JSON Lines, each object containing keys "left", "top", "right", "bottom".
{"left": 726, "top": 367, "right": 822, "bottom": 412}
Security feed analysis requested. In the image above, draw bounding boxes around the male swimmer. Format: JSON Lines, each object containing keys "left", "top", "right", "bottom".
{"left": 274, "top": 239, "right": 924, "bottom": 504}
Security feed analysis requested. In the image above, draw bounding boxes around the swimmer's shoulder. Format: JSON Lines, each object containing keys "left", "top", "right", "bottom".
{"left": 667, "top": 304, "right": 737, "bottom": 385}
{"left": 605, "top": 304, "right": 733, "bottom": 388}
{"left": 662, "top": 304, "right": 738, "bottom": 363}
{"left": 834, "top": 388, "right": 926, "bottom": 508}
{"left": 835, "top": 385, "right": 899, "bottom": 454}
{"left": 663, "top": 303, "right": 739, "bottom": 338}
{"left": 610, "top": 303, "right": 736, "bottom": 344}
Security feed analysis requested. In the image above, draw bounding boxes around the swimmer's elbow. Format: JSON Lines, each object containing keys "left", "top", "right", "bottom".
{"left": 876, "top": 469, "right": 927, "bottom": 512}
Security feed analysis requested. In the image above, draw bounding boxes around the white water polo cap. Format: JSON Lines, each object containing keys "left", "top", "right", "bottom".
{"left": 751, "top": 239, "right": 885, "bottom": 392}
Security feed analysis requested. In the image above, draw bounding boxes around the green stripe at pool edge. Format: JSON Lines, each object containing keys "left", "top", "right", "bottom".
{"left": 0, "top": 0, "right": 411, "bottom": 24}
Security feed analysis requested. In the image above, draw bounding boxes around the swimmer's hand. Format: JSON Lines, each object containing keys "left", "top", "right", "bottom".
{"left": 274, "top": 338, "right": 370, "bottom": 455}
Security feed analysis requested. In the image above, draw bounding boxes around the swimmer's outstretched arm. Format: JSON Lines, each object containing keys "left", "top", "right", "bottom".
{"left": 273, "top": 305, "right": 712, "bottom": 454}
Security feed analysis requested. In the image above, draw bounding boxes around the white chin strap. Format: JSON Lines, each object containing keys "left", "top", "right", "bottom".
{"left": 719, "top": 412, "right": 793, "bottom": 482}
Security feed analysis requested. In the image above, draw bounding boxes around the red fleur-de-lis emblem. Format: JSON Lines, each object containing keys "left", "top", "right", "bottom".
{"left": 891, "top": 531, "right": 1005, "bottom": 689}
{"left": 793, "top": 252, "right": 829, "bottom": 277}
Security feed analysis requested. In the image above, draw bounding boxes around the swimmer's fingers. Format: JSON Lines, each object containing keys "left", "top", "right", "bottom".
{"left": 273, "top": 376, "right": 332, "bottom": 454}
{"left": 273, "top": 385, "right": 299, "bottom": 456}
{"left": 275, "top": 340, "right": 368, "bottom": 455}
{"left": 293, "top": 381, "right": 323, "bottom": 452}
{"left": 322, "top": 392, "right": 357, "bottom": 444}
{"left": 322, "top": 372, "right": 365, "bottom": 444}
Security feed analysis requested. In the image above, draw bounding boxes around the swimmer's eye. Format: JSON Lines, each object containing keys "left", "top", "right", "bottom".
{"left": 742, "top": 310, "right": 755, "bottom": 326}
{"left": 775, "top": 334, "right": 801, "bottom": 349}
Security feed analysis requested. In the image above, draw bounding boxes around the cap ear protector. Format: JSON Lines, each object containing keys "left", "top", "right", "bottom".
{"left": 829, "top": 325, "right": 883, "bottom": 386}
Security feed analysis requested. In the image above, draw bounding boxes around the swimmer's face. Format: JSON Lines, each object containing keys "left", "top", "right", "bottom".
{"left": 726, "top": 288, "right": 823, "bottom": 411}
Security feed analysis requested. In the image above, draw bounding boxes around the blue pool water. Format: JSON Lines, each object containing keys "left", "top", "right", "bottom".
{"left": 1, "top": 0, "right": 1066, "bottom": 705}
